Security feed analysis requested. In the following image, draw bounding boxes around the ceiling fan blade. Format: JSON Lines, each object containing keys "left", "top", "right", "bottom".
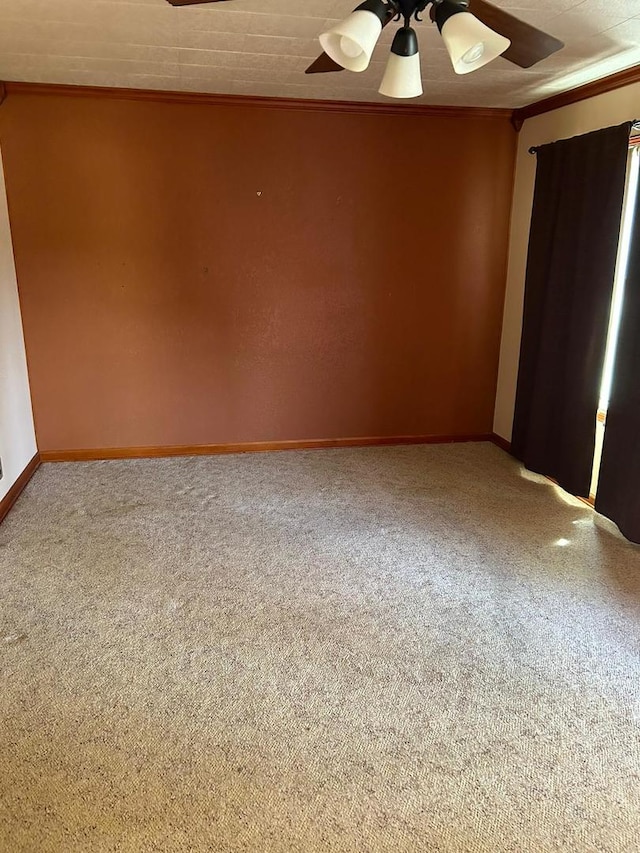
{"left": 305, "top": 53, "right": 345, "bottom": 75}
{"left": 166, "top": 0, "right": 233, "bottom": 6}
{"left": 468, "top": 0, "right": 564, "bottom": 68}
{"left": 305, "top": 6, "right": 397, "bottom": 75}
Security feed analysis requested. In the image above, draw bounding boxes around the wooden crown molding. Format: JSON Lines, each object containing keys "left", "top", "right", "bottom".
{"left": 1, "top": 81, "right": 512, "bottom": 121}
{"left": 514, "top": 62, "right": 640, "bottom": 125}
{"left": 4, "top": 60, "right": 640, "bottom": 127}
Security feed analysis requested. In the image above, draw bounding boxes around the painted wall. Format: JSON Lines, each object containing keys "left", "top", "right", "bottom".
{"left": 0, "top": 147, "right": 37, "bottom": 500}
{"left": 494, "top": 81, "right": 640, "bottom": 442}
{"left": 0, "top": 91, "right": 516, "bottom": 453}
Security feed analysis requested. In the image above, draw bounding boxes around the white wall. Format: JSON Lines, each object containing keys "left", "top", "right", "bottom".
{"left": 0, "top": 146, "right": 37, "bottom": 501}
{"left": 493, "top": 81, "right": 640, "bottom": 441}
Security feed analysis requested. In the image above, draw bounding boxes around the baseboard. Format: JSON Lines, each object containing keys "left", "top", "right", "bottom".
{"left": 491, "top": 433, "right": 512, "bottom": 454}
{"left": 40, "top": 433, "right": 495, "bottom": 462}
{"left": 0, "top": 453, "right": 41, "bottom": 525}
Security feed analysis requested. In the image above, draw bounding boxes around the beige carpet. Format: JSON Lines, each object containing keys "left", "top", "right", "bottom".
{"left": 1, "top": 443, "right": 640, "bottom": 852}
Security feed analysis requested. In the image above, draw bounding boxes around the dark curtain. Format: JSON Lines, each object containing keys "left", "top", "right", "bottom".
{"left": 596, "top": 186, "right": 640, "bottom": 544}
{"left": 511, "top": 122, "right": 631, "bottom": 498}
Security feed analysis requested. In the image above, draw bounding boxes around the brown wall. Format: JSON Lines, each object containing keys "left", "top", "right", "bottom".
{"left": 0, "top": 89, "right": 516, "bottom": 452}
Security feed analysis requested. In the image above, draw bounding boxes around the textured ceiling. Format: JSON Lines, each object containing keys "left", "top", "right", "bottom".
{"left": 0, "top": 0, "right": 640, "bottom": 108}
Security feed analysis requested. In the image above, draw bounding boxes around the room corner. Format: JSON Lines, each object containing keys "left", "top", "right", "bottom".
{"left": 0, "top": 142, "right": 38, "bottom": 513}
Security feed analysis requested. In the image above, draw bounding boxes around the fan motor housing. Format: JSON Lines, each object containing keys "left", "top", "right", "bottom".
{"left": 395, "top": 0, "right": 469, "bottom": 24}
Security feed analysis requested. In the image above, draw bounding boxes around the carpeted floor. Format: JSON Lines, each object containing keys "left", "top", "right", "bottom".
{"left": 1, "top": 443, "right": 640, "bottom": 852}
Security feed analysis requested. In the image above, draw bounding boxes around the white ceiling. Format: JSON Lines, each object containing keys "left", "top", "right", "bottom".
{"left": 0, "top": 0, "right": 639, "bottom": 108}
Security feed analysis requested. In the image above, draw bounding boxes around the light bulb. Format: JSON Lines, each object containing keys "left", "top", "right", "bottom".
{"left": 340, "top": 36, "right": 362, "bottom": 58}
{"left": 462, "top": 42, "right": 484, "bottom": 64}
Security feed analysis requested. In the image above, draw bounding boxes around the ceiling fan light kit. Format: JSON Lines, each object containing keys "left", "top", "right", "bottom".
{"left": 319, "top": 0, "right": 388, "bottom": 73}
{"left": 167, "top": 0, "right": 564, "bottom": 102}
{"left": 435, "top": 5, "right": 511, "bottom": 75}
{"left": 318, "top": 0, "right": 513, "bottom": 96}
{"left": 378, "top": 27, "right": 423, "bottom": 98}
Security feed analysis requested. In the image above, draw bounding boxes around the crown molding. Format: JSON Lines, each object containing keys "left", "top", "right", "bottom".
{"left": 514, "top": 62, "right": 640, "bottom": 126}
{"left": 1, "top": 80, "right": 513, "bottom": 121}
{"left": 4, "top": 60, "right": 640, "bottom": 126}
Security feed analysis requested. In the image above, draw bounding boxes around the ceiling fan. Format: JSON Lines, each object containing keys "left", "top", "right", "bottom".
{"left": 166, "top": 0, "right": 564, "bottom": 99}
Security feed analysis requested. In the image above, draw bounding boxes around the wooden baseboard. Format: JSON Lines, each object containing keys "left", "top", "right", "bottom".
{"left": 40, "top": 433, "right": 494, "bottom": 462}
{"left": 0, "top": 453, "right": 41, "bottom": 525}
{"left": 491, "top": 433, "right": 512, "bottom": 454}
{"left": 578, "top": 495, "right": 596, "bottom": 508}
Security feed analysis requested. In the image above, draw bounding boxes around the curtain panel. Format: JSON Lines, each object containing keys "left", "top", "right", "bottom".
{"left": 511, "top": 122, "right": 632, "bottom": 498}
{"left": 596, "top": 185, "right": 640, "bottom": 545}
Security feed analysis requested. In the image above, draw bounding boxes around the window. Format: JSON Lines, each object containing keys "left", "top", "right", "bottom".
{"left": 589, "top": 142, "right": 640, "bottom": 500}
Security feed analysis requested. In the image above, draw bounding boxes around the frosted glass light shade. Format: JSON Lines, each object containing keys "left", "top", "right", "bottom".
{"left": 440, "top": 12, "right": 510, "bottom": 74}
{"left": 379, "top": 53, "right": 423, "bottom": 99}
{"left": 319, "top": 9, "right": 383, "bottom": 72}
